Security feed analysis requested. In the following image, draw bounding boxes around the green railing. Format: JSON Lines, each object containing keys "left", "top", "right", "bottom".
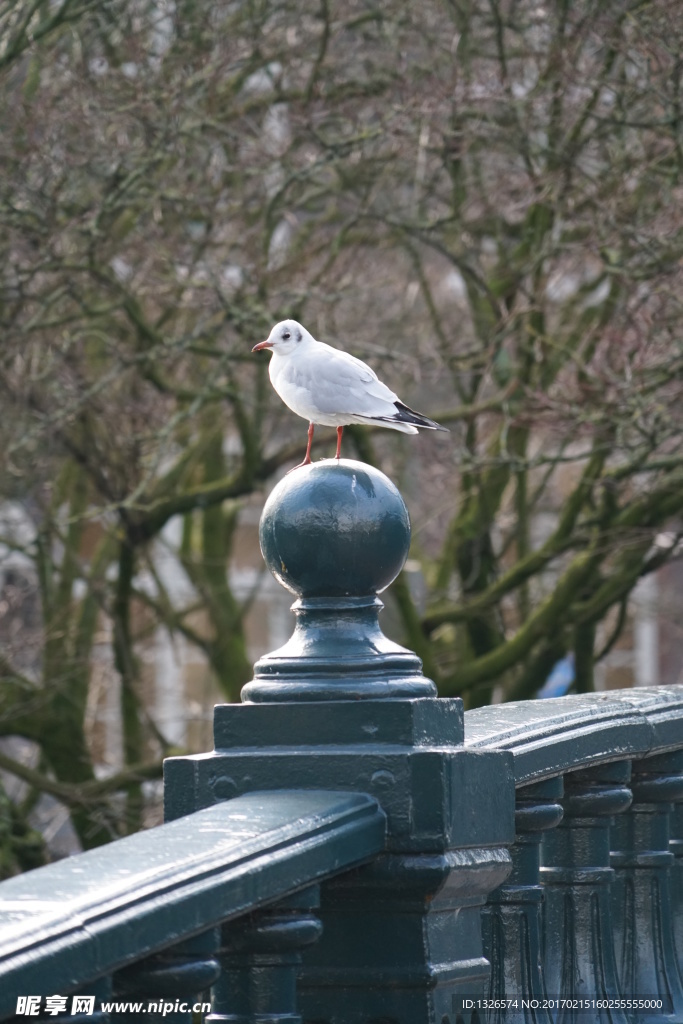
{"left": 1, "top": 460, "right": 682, "bottom": 1023}
{"left": 0, "top": 792, "right": 385, "bottom": 1022}
{"left": 467, "top": 687, "right": 683, "bottom": 1024}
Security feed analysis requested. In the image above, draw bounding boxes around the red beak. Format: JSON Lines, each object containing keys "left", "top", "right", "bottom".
{"left": 252, "top": 340, "right": 273, "bottom": 352}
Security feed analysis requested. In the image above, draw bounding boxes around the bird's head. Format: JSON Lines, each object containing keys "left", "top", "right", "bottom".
{"left": 252, "top": 319, "right": 311, "bottom": 356}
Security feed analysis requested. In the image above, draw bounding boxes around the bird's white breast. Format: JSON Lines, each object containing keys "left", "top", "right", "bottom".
{"left": 269, "top": 352, "right": 333, "bottom": 423}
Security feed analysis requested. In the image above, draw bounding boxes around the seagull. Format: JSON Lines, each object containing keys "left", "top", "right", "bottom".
{"left": 252, "top": 319, "right": 448, "bottom": 468}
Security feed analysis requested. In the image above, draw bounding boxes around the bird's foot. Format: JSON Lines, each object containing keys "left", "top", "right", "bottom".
{"left": 286, "top": 457, "right": 312, "bottom": 474}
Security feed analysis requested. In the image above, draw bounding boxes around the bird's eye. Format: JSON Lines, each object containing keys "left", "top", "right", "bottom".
{"left": 282, "top": 331, "right": 291, "bottom": 340}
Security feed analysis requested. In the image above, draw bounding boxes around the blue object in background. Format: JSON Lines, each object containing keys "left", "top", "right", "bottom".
{"left": 537, "top": 652, "right": 576, "bottom": 698}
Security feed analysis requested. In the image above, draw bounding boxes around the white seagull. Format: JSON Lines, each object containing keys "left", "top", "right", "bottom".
{"left": 253, "top": 319, "right": 448, "bottom": 468}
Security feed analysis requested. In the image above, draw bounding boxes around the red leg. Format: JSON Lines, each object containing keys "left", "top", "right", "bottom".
{"left": 288, "top": 423, "right": 315, "bottom": 472}
{"left": 304, "top": 422, "right": 314, "bottom": 464}
{"left": 335, "top": 425, "right": 344, "bottom": 460}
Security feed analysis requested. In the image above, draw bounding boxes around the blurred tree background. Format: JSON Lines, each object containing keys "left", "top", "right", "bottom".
{"left": 1, "top": 0, "right": 683, "bottom": 871}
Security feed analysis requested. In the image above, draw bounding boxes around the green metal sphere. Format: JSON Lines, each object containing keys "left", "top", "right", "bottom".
{"left": 259, "top": 459, "right": 411, "bottom": 598}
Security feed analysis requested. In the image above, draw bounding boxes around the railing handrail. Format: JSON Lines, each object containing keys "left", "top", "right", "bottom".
{"left": 464, "top": 685, "right": 683, "bottom": 784}
{"left": 0, "top": 789, "right": 386, "bottom": 1019}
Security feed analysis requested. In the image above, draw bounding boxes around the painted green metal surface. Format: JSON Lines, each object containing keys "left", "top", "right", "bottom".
{"left": 208, "top": 887, "right": 322, "bottom": 1024}
{"left": 243, "top": 459, "right": 436, "bottom": 702}
{"left": 258, "top": 459, "right": 410, "bottom": 600}
{"left": 541, "top": 761, "right": 633, "bottom": 1024}
{"left": 165, "top": 698, "right": 515, "bottom": 1022}
{"left": 672, "top": 801, "right": 683, "bottom": 965}
{"left": 482, "top": 776, "right": 564, "bottom": 1024}
{"left": 167, "top": 461, "right": 516, "bottom": 1023}
{"left": 465, "top": 687, "right": 683, "bottom": 782}
{"left": 610, "top": 749, "right": 683, "bottom": 1022}
{"left": 0, "top": 790, "right": 385, "bottom": 1021}
{"left": 464, "top": 694, "right": 651, "bottom": 782}
{"left": 612, "top": 685, "right": 683, "bottom": 751}
{"left": 465, "top": 689, "right": 683, "bottom": 1023}
{"left": 112, "top": 931, "right": 219, "bottom": 1024}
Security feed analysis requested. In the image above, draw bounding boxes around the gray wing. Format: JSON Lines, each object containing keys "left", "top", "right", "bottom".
{"left": 285, "top": 342, "right": 400, "bottom": 416}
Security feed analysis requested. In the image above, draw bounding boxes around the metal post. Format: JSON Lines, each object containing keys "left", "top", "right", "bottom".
{"left": 208, "top": 890, "right": 322, "bottom": 1024}
{"left": 610, "top": 749, "right": 683, "bottom": 1021}
{"left": 165, "top": 460, "right": 515, "bottom": 1024}
{"left": 112, "top": 932, "right": 220, "bottom": 1024}
{"left": 483, "top": 777, "right": 564, "bottom": 1024}
{"left": 671, "top": 801, "right": 683, "bottom": 965}
{"left": 540, "top": 762, "right": 633, "bottom": 1024}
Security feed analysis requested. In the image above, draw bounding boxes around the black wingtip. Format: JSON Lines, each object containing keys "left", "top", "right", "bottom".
{"left": 393, "top": 401, "right": 449, "bottom": 432}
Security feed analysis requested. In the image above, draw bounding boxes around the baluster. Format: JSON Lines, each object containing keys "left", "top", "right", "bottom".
{"left": 671, "top": 800, "right": 683, "bottom": 965}
{"left": 112, "top": 930, "right": 221, "bottom": 1024}
{"left": 207, "top": 888, "right": 322, "bottom": 1023}
{"left": 482, "top": 777, "right": 564, "bottom": 1024}
{"left": 297, "top": 846, "right": 511, "bottom": 1024}
{"left": 25, "top": 978, "right": 112, "bottom": 1023}
{"left": 609, "top": 750, "right": 683, "bottom": 1020}
{"left": 540, "top": 761, "right": 632, "bottom": 1024}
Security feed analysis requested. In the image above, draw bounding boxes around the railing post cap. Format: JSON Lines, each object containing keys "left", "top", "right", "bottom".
{"left": 243, "top": 458, "right": 436, "bottom": 702}
{"left": 259, "top": 458, "right": 411, "bottom": 599}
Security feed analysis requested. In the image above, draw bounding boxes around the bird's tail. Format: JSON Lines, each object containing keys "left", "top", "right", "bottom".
{"left": 392, "top": 401, "right": 449, "bottom": 431}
